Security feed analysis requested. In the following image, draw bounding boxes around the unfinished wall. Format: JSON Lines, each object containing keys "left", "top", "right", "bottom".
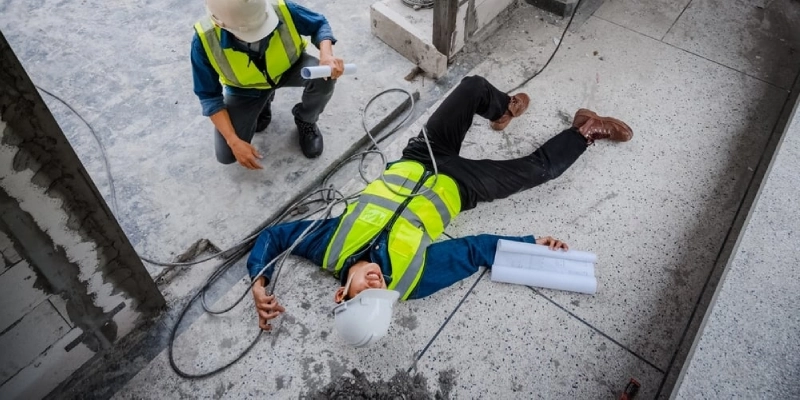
{"left": 371, "top": 0, "right": 518, "bottom": 78}
{"left": 0, "top": 31, "right": 164, "bottom": 399}
{"left": 450, "top": 0, "right": 518, "bottom": 57}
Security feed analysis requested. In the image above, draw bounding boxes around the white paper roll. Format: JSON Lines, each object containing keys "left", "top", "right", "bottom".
{"left": 497, "top": 240, "right": 597, "bottom": 263}
{"left": 492, "top": 239, "right": 599, "bottom": 294}
{"left": 301, "top": 64, "right": 358, "bottom": 79}
{"left": 491, "top": 265, "right": 598, "bottom": 295}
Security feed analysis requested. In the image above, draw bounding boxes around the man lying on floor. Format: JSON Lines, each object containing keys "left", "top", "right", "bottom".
{"left": 246, "top": 75, "right": 633, "bottom": 347}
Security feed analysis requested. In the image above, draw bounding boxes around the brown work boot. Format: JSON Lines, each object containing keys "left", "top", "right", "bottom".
{"left": 573, "top": 108, "right": 633, "bottom": 144}
{"left": 490, "top": 93, "right": 530, "bottom": 131}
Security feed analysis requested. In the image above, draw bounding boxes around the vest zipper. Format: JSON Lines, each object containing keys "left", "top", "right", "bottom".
{"left": 382, "top": 169, "right": 430, "bottom": 233}
{"left": 262, "top": 57, "right": 276, "bottom": 87}
{"left": 342, "top": 170, "right": 431, "bottom": 269}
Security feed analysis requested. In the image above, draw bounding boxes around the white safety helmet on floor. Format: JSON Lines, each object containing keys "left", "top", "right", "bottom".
{"left": 332, "top": 289, "right": 400, "bottom": 348}
{"left": 205, "top": 0, "right": 279, "bottom": 43}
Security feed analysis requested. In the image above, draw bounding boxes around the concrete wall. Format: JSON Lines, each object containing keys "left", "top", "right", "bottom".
{"left": 371, "top": 0, "right": 518, "bottom": 77}
{"left": 450, "top": 0, "right": 518, "bottom": 57}
{"left": 0, "top": 31, "right": 164, "bottom": 399}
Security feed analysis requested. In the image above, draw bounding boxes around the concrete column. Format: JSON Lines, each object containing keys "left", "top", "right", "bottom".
{"left": 0, "top": 30, "right": 164, "bottom": 398}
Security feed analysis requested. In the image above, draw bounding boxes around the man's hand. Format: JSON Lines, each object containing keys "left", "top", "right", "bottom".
{"left": 319, "top": 55, "right": 344, "bottom": 80}
{"left": 536, "top": 236, "right": 569, "bottom": 251}
{"left": 252, "top": 277, "right": 285, "bottom": 331}
{"left": 230, "top": 139, "right": 263, "bottom": 170}
{"left": 318, "top": 40, "right": 344, "bottom": 80}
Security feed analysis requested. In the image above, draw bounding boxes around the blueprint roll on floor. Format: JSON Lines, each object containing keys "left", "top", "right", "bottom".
{"left": 491, "top": 239, "right": 598, "bottom": 294}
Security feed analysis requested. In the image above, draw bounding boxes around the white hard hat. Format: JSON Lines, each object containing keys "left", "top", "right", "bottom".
{"left": 332, "top": 289, "right": 400, "bottom": 348}
{"left": 206, "top": 0, "right": 279, "bottom": 43}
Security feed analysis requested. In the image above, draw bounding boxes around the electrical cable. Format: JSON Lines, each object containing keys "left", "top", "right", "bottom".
{"left": 505, "top": 0, "right": 583, "bottom": 95}
{"left": 38, "top": 3, "right": 582, "bottom": 377}
{"left": 360, "top": 88, "right": 440, "bottom": 199}
{"left": 35, "top": 85, "right": 119, "bottom": 214}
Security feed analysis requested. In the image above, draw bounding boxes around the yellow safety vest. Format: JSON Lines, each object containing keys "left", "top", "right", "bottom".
{"left": 194, "top": 0, "right": 307, "bottom": 89}
{"left": 323, "top": 161, "right": 462, "bottom": 300}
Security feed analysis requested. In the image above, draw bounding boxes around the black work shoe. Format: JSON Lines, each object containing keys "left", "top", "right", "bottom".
{"left": 295, "top": 118, "right": 323, "bottom": 158}
{"left": 255, "top": 104, "right": 272, "bottom": 132}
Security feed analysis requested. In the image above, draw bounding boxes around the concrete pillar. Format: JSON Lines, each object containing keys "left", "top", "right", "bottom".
{"left": 0, "top": 30, "right": 164, "bottom": 398}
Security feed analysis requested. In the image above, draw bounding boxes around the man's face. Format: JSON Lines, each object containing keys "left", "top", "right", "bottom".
{"left": 334, "top": 261, "right": 387, "bottom": 303}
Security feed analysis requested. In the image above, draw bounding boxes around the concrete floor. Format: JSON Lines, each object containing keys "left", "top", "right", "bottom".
{"left": 3, "top": 0, "right": 800, "bottom": 398}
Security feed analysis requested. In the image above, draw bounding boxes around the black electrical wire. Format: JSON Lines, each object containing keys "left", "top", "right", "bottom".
{"left": 35, "top": 85, "right": 119, "bottom": 214}
{"left": 506, "top": 0, "right": 583, "bottom": 95}
{"left": 167, "top": 245, "right": 259, "bottom": 379}
{"left": 38, "top": 4, "right": 583, "bottom": 377}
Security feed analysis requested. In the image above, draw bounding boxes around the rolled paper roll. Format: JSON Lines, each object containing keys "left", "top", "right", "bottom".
{"left": 496, "top": 239, "right": 597, "bottom": 263}
{"left": 491, "top": 265, "right": 598, "bottom": 295}
{"left": 301, "top": 64, "right": 358, "bottom": 79}
{"left": 491, "top": 239, "right": 599, "bottom": 295}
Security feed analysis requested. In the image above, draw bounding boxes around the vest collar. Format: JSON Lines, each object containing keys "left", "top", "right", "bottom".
{"left": 219, "top": 21, "right": 284, "bottom": 50}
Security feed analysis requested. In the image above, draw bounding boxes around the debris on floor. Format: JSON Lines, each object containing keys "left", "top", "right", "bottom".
{"left": 310, "top": 368, "right": 455, "bottom": 400}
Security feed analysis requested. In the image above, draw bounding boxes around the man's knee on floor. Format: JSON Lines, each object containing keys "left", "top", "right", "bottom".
{"left": 217, "top": 157, "right": 237, "bottom": 165}
{"left": 216, "top": 152, "right": 237, "bottom": 165}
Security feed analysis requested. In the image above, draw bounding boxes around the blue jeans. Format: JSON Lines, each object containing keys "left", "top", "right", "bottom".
{"left": 214, "top": 52, "right": 336, "bottom": 164}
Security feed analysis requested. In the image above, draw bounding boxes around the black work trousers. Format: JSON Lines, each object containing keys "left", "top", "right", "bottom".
{"left": 401, "top": 75, "right": 588, "bottom": 211}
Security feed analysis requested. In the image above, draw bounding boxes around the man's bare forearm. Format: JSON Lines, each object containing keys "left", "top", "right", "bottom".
{"left": 209, "top": 109, "right": 240, "bottom": 146}
{"left": 319, "top": 39, "right": 333, "bottom": 59}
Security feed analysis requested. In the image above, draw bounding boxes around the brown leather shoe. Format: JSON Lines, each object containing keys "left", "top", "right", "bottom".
{"left": 573, "top": 108, "right": 633, "bottom": 144}
{"left": 491, "top": 93, "right": 530, "bottom": 131}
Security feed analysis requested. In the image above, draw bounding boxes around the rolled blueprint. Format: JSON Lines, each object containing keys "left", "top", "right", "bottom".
{"left": 496, "top": 239, "right": 597, "bottom": 264}
{"left": 491, "top": 240, "right": 598, "bottom": 294}
{"left": 491, "top": 267, "right": 598, "bottom": 295}
{"left": 301, "top": 64, "right": 358, "bottom": 79}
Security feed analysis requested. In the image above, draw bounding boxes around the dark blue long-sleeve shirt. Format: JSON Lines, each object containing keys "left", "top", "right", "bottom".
{"left": 246, "top": 216, "right": 536, "bottom": 300}
{"left": 191, "top": 1, "right": 337, "bottom": 116}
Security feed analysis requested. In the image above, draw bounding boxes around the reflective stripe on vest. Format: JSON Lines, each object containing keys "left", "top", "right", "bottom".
{"left": 194, "top": 0, "right": 305, "bottom": 89}
{"left": 381, "top": 174, "right": 453, "bottom": 228}
{"left": 323, "top": 161, "right": 461, "bottom": 300}
{"left": 324, "top": 193, "right": 402, "bottom": 273}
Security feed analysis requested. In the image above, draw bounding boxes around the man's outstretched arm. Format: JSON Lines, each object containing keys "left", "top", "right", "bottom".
{"left": 247, "top": 216, "right": 341, "bottom": 330}
{"left": 248, "top": 219, "right": 313, "bottom": 280}
{"left": 412, "top": 234, "right": 569, "bottom": 299}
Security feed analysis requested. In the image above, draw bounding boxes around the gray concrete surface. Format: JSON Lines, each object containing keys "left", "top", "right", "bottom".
{"left": 673, "top": 86, "right": 800, "bottom": 399}
{"left": 663, "top": 0, "right": 800, "bottom": 90}
{"left": 2, "top": 0, "right": 799, "bottom": 398}
{"left": 595, "top": 0, "right": 691, "bottom": 40}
